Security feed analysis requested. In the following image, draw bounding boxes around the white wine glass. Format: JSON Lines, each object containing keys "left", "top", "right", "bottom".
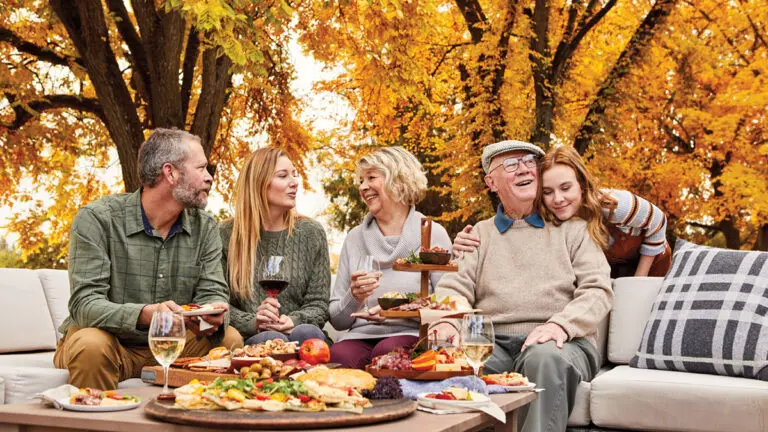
{"left": 356, "top": 255, "right": 381, "bottom": 313}
{"left": 149, "top": 311, "right": 186, "bottom": 396}
{"left": 461, "top": 314, "right": 495, "bottom": 376}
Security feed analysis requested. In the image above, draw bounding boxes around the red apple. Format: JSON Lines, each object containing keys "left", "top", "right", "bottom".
{"left": 299, "top": 338, "right": 331, "bottom": 365}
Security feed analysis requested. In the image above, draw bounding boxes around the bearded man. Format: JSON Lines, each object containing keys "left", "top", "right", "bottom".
{"left": 54, "top": 128, "right": 243, "bottom": 389}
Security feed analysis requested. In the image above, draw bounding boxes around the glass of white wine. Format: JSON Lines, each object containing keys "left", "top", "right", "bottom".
{"left": 461, "top": 314, "right": 495, "bottom": 376}
{"left": 356, "top": 255, "right": 381, "bottom": 313}
{"left": 148, "top": 311, "right": 186, "bottom": 396}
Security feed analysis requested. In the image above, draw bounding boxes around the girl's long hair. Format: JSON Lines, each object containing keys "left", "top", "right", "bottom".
{"left": 537, "top": 146, "right": 616, "bottom": 250}
{"left": 228, "top": 148, "right": 297, "bottom": 300}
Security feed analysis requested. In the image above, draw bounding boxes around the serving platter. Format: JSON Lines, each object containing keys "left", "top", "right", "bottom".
{"left": 365, "top": 365, "right": 474, "bottom": 381}
{"left": 392, "top": 263, "right": 458, "bottom": 272}
{"left": 141, "top": 366, "right": 236, "bottom": 388}
{"left": 144, "top": 398, "right": 417, "bottom": 429}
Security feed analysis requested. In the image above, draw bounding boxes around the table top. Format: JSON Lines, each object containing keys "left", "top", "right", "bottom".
{"left": 0, "top": 386, "right": 536, "bottom": 432}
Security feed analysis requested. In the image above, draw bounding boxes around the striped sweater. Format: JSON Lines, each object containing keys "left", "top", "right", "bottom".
{"left": 602, "top": 189, "right": 667, "bottom": 256}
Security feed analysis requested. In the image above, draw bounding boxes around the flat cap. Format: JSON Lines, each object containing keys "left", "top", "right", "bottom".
{"left": 481, "top": 140, "right": 546, "bottom": 173}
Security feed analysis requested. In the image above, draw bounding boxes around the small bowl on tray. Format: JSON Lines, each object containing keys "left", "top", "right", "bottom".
{"left": 378, "top": 297, "right": 409, "bottom": 310}
{"left": 419, "top": 251, "right": 452, "bottom": 265}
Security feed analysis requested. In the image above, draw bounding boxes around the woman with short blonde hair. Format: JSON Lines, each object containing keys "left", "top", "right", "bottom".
{"left": 221, "top": 148, "right": 330, "bottom": 345}
{"left": 329, "top": 146, "right": 452, "bottom": 369}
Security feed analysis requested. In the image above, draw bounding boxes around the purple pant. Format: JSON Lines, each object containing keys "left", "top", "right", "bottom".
{"left": 330, "top": 335, "right": 419, "bottom": 369}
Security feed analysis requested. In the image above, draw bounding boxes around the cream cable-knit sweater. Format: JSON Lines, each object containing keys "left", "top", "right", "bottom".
{"left": 435, "top": 217, "right": 613, "bottom": 348}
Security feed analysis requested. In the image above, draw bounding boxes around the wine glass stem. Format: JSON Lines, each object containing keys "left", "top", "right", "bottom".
{"left": 472, "top": 364, "right": 480, "bottom": 376}
{"left": 163, "top": 365, "right": 170, "bottom": 394}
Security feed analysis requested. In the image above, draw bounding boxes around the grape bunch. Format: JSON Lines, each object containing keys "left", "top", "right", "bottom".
{"left": 371, "top": 347, "right": 413, "bottom": 370}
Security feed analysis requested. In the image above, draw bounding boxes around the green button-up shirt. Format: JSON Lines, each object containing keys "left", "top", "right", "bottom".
{"left": 60, "top": 189, "right": 230, "bottom": 345}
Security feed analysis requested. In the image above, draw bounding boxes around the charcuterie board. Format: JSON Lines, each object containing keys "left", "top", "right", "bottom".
{"left": 144, "top": 397, "right": 417, "bottom": 429}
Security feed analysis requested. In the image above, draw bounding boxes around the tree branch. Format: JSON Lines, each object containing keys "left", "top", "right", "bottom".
{"left": 552, "top": 0, "right": 617, "bottom": 83}
{"left": 180, "top": 29, "right": 200, "bottom": 120}
{"left": 454, "top": 0, "right": 487, "bottom": 43}
{"left": 0, "top": 26, "right": 83, "bottom": 67}
{"left": 685, "top": 221, "right": 719, "bottom": 231}
{"left": 574, "top": 0, "right": 678, "bottom": 154}
{"left": 105, "top": 0, "right": 151, "bottom": 101}
{"left": 2, "top": 93, "right": 104, "bottom": 130}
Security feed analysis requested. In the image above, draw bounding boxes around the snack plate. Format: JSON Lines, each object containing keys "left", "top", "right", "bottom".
{"left": 498, "top": 382, "right": 537, "bottom": 392}
{"left": 55, "top": 398, "right": 141, "bottom": 412}
{"left": 416, "top": 392, "right": 490, "bottom": 408}
{"left": 179, "top": 308, "right": 226, "bottom": 317}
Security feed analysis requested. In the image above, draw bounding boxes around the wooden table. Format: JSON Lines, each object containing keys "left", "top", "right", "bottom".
{"left": 0, "top": 386, "right": 536, "bottom": 432}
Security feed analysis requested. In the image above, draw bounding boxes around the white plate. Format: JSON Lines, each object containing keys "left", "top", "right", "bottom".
{"left": 56, "top": 397, "right": 141, "bottom": 412}
{"left": 417, "top": 391, "right": 490, "bottom": 408}
{"left": 180, "top": 308, "right": 225, "bottom": 317}
{"left": 499, "top": 382, "right": 536, "bottom": 392}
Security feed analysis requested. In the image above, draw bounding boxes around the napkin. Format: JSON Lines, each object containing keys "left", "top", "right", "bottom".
{"left": 34, "top": 384, "right": 78, "bottom": 409}
{"left": 399, "top": 376, "right": 488, "bottom": 400}
{"left": 198, "top": 316, "right": 213, "bottom": 331}
{"left": 417, "top": 400, "right": 507, "bottom": 423}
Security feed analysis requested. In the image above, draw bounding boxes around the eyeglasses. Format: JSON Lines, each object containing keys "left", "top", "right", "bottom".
{"left": 488, "top": 154, "right": 539, "bottom": 174}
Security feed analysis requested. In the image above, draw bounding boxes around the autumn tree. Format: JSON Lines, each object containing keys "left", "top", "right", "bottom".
{"left": 0, "top": 0, "right": 313, "bottom": 263}
{"left": 299, "top": 0, "right": 766, "bottom": 249}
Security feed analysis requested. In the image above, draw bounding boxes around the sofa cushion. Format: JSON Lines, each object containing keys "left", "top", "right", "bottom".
{"left": 630, "top": 240, "right": 768, "bottom": 379}
{"left": 36, "top": 269, "right": 71, "bottom": 340}
{"left": 0, "top": 351, "right": 55, "bottom": 369}
{"left": 0, "top": 269, "right": 58, "bottom": 353}
{"left": 608, "top": 277, "right": 664, "bottom": 364}
{"left": 566, "top": 379, "right": 591, "bottom": 426}
{"left": 591, "top": 365, "right": 768, "bottom": 432}
{"left": 0, "top": 366, "right": 70, "bottom": 404}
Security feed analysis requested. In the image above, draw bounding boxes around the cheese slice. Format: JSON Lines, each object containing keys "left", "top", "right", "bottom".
{"left": 435, "top": 363, "right": 461, "bottom": 372}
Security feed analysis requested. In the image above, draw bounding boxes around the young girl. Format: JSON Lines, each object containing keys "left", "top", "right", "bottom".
{"left": 539, "top": 146, "right": 670, "bottom": 277}
{"left": 221, "top": 148, "right": 331, "bottom": 345}
{"left": 453, "top": 146, "right": 671, "bottom": 278}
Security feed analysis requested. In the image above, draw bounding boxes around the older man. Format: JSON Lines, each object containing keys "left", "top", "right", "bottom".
{"left": 435, "top": 140, "right": 612, "bottom": 432}
{"left": 54, "top": 128, "right": 243, "bottom": 389}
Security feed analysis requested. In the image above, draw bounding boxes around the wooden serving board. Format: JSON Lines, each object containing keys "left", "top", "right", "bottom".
{"left": 379, "top": 310, "right": 420, "bottom": 318}
{"left": 141, "top": 366, "right": 237, "bottom": 388}
{"left": 144, "top": 398, "right": 417, "bottom": 430}
{"left": 392, "top": 263, "right": 458, "bottom": 272}
{"left": 365, "top": 365, "right": 474, "bottom": 381}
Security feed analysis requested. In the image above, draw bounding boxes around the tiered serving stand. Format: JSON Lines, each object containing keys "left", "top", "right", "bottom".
{"left": 369, "top": 218, "right": 475, "bottom": 380}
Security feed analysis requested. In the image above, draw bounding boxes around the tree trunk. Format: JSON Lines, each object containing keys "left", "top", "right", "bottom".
{"left": 574, "top": 0, "right": 678, "bottom": 155}
{"left": 50, "top": 0, "right": 144, "bottom": 191}
{"left": 719, "top": 217, "right": 741, "bottom": 250}
{"left": 191, "top": 49, "right": 233, "bottom": 157}
{"left": 755, "top": 224, "right": 768, "bottom": 251}
{"left": 529, "top": 0, "right": 553, "bottom": 148}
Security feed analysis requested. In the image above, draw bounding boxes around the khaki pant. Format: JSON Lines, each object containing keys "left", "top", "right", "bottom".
{"left": 486, "top": 336, "right": 600, "bottom": 432}
{"left": 53, "top": 326, "right": 243, "bottom": 389}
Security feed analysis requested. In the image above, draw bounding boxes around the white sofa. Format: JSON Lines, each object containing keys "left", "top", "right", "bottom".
{"left": 0, "top": 269, "right": 146, "bottom": 405}
{"left": 1, "top": 269, "right": 766, "bottom": 432}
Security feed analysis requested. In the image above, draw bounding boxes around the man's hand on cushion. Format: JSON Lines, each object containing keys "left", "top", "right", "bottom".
{"left": 522, "top": 323, "right": 568, "bottom": 351}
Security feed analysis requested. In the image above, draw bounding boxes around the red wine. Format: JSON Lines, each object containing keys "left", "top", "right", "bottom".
{"left": 259, "top": 279, "right": 289, "bottom": 297}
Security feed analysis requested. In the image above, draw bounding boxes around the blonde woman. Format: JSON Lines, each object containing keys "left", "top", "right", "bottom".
{"left": 221, "top": 148, "right": 330, "bottom": 345}
{"left": 329, "top": 147, "right": 452, "bottom": 369}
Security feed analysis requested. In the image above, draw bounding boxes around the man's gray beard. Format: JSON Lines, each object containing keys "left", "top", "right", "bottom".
{"left": 172, "top": 174, "right": 208, "bottom": 209}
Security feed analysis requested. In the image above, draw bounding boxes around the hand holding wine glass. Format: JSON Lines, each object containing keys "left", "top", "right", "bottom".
{"left": 353, "top": 255, "right": 381, "bottom": 313}
{"left": 258, "top": 255, "right": 288, "bottom": 324}
{"left": 148, "top": 311, "right": 186, "bottom": 396}
{"left": 461, "top": 314, "right": 495, "bottom": 376}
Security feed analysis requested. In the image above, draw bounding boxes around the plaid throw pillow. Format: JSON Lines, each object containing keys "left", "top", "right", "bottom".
{"left": 630, "top": 239, "right": 768, "bottom": 380}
